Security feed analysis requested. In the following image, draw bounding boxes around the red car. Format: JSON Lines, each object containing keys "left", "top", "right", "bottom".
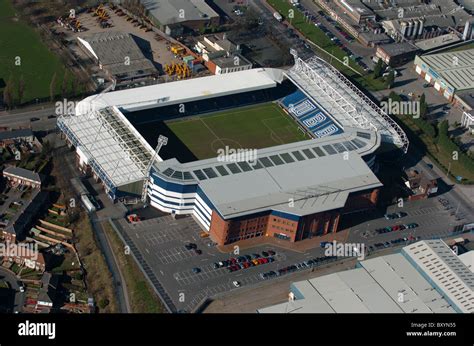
{"left": 257, "top": 258, "right": 265, "bottom": 264}
{"left": 262, "top": 258, "right": 269, "bottom": 264}
{"left": 230, "top": 258, "right": 237, "bottom": 264}
{"left": 392, "top": 225, "right": 402, "bottom": 231}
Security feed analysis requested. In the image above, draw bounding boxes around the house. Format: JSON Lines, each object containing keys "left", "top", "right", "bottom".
{"left": 3, "top": 242, "right": 46, "bottom": 272}
{"left": 2, "top": 190, "right": 49, "bottom": 242}
{"left": 3, "top": 166, "right": 42, "bottom": 189}
{"left": 0, "top": 129, "right": 35, "bottom": 148}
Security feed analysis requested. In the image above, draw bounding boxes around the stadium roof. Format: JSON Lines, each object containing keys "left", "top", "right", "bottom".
{"left": 258, "top": 249, "right": 457, "bottom": 313}
{"left": 153, "top": 128, "right": 382, "bottom": 219}
{"left": 417, "top": 48, "right": 474, "bottom": 91}
{"left": 402, "top": 239, "right": 474, "bottom": 313}
{"left": 142, "top": 0, "right": 219, "bottom": 26}
{"left": 286, "top": 55, "right": 409, "bottom": 152}
{"left": 58, "top": 106, "right": 155, "bottom": 191}
{"left": 76, "top": 68, "right": 283, "bottom": 114}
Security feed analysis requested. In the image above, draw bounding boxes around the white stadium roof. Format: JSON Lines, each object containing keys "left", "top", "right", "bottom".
{"left": 154, "top": 128, "right": 382, "bottom": 219}
{"left": 286, "top": 54, "right": 409, "bottom": 152}
{"left": 75, "top": 68, "right": 283, "bottom": 114}
{"left": 58, "top": 106, "right": 155, "bottom": 190}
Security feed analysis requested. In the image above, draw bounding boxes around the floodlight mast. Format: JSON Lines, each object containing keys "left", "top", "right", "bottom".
{"left": 141, "top": 135, "right": 168, "bottom": 202}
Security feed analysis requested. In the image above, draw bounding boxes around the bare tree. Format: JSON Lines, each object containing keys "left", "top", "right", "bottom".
{"left": 17, "top": 75, "right": 25, "bottom": 105}
{"left": 3, "top": 77, "right": 14, "bottom": 109}
{"left": 50, "top": 72, "right": 57, "bottom": 102}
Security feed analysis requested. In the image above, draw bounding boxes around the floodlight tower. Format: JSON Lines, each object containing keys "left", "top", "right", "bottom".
{"left": 141, "top": 135, "right": 168, "bottom": 202}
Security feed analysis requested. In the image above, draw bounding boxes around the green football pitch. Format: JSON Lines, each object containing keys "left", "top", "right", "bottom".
{"left": 166, "top": 102, "right": 308, "bottom": 160}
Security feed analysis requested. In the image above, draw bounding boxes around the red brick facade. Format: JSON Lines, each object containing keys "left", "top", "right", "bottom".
{"left": 209, "top": 189, "right": 379, "bottom": 245}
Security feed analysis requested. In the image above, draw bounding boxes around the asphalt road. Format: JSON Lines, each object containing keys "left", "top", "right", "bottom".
{"left": 299, "top": 0, "right": 375, "bottom": 62}
{"left": 0, "top": 106, "right": 57, "bottom": 131}
{"left": 0, "top": 268, "right": 25, "bottom": 313}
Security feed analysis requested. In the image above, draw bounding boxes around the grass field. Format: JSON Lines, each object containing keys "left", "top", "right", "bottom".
{"left": 0, "top": 0, "right": 69, "bottom": 104}
{"left": 166, "top": 103, "right": 307, "bottom": 160}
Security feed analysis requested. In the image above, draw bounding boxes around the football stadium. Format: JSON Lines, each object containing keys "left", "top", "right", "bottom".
{"left": 58, "top": 53, "right": 409, "bottom": 245}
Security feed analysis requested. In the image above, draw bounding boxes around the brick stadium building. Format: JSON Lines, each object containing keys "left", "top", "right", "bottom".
{"left": 148, "top": 129, "right": 382, "bottom": 245}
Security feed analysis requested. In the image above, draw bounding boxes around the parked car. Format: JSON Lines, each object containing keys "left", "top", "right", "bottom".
{"left": 194, "top": 249, "right": 202, "bottom": 255}
{"left": 192, "top": 267, "right": 201, "bottom": 274}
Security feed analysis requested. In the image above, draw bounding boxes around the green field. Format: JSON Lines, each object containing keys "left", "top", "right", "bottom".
{"left": 166, "top": 103, "right": 307, "bottom": 159}
{"left": 0, "top": 0, "right": 70, "bottom": 105}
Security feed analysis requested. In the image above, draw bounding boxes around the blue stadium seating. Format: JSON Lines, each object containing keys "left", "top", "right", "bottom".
{"left": 280, "top": 90, "right": 343, "bottom": 138}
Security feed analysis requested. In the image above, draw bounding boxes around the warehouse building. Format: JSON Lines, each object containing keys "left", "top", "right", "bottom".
{"left": 376, "top": 42, "right": 419, "bottom": 67}
{"left": 414, "top": 48, "right": 474, "bottom": 102}
{"left": 142, "top": 0, "right": 219, "bottom": 35}
{"left": 258, "top": 239, "right": 472, "bottom": 313}
{"left": 77, "top": 31, "right": 158, "bottom": 83}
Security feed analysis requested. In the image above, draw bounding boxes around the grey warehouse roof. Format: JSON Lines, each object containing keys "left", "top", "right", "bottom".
{"left": 77, "top": 31, "right": 157, "bottom": 79}
{"left": 142, "top": 0, "right": 219, "bottom": 26}
{"left": 153, "top": 129, "right": 382, "bottom": 219}
{"left": 258, "top": 247, "right": 458, "bottom": 313}
{"left": 417, "top": 48, "right": 474, "bottom": 91}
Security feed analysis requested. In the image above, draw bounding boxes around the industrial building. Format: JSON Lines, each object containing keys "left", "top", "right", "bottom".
{"left": 194, "top": 34, "right": 252, "bottom": 75}
{"left": 371, "top": 0, "right": 471, "bottom": 41}
{"left": 414, "top": 48, "right": 474, "bottom": 102}
{"left": 142, "top": 0, "right": 219, "bottom": 35}
{"left": 414, "top": 33, "right": 463, "bottom": 53}
{"left": 57, "top": 53, "right": 408, "bottom": 246}
{"left": 376, "top": 42, "right": 419, "bottom": 67}
{"left": 77, "top": 31, "right": 158, "bottom": 83}
{"left": 258, "top": 239, "right": 473, "bottom": 313}
{"left": 333, "top": 0, "right": 375, "bottom": 25}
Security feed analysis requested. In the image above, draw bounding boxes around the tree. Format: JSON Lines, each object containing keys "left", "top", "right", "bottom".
{"left": 61, "top": 70, "right": 69, "bottom": 98}
{"left": 419, "top": 93, "right": 428, "bottom": 119}
{"left": 98, "top": 298, "right": 110, "bottom": 309}
{"left": 17, "top": 76, "right": 25, "bottom": 105}
{"left": 49, "top": 72, "right": 57, "bottom": 102}
{"left": 373, "top": 59, "right": 384, "bottom": 79}
{"left": 385, "top": 70, "right": 395, "bottom": 88}
{"left": 3, "top": 77, "right": 14, "bottom": 109}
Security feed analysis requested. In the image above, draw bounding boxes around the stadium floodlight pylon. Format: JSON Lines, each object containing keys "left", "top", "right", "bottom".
{"left": 141, "top": 135, "right": 168, "bottom": 202}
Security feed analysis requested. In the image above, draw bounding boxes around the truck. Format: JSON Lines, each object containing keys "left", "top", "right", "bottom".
{"left": 273, "top": 12, "right": 283, "bottom": 22}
